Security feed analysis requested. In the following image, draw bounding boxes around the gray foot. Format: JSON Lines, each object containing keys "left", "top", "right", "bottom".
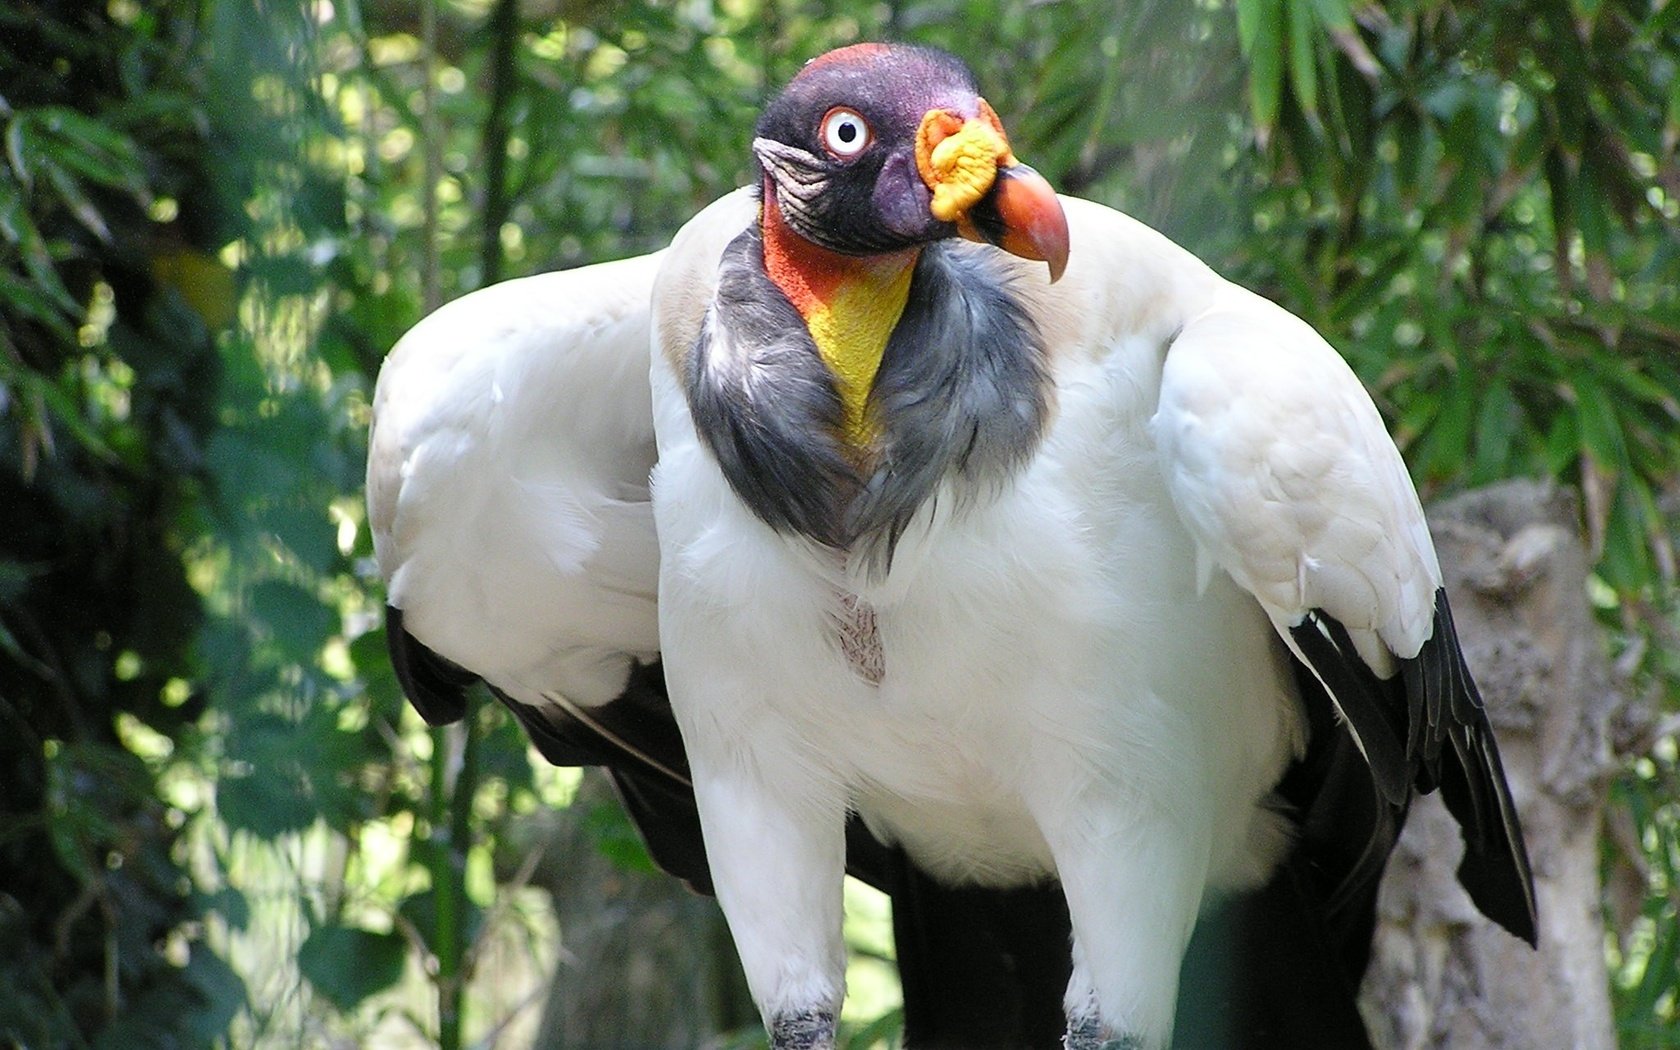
{"left": 770, "top": 1009, "right": 836, "bottom": 1050}
{"left": 1064, "top": 1015, "right": 1144, "bottom": 1050}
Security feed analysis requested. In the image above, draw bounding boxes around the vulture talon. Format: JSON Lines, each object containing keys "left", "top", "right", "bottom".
{"left": 1062, "top": 1015, "right": 1143, "bottom": 1050}
{"left": 769, "top": 1009, "right": 837, "bottom": 1050}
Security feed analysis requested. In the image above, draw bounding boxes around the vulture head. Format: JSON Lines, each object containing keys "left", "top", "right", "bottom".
{"left": 751, "top": 43, "right": 1069, "bottom": 280}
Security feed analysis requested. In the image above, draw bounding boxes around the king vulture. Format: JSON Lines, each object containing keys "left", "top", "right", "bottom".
{"left": 368, "top": 43, "right": 1536, "bottom": 1050}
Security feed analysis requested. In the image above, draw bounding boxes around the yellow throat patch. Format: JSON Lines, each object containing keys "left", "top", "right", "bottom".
{"left": 803, "top": 262, "right": 915, "bottom": 448}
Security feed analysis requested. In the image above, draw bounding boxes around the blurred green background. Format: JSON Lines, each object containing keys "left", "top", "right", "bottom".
{"left": 1, "top": 0, "right": 1677, "bottom": 1046}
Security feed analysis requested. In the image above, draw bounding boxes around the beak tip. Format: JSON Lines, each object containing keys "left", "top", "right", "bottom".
{"left": 981, "top": 163, "right": 1070, "bottom": 283}
{"left": 1045, "top": 229, "right": 1069, "bottom": 283}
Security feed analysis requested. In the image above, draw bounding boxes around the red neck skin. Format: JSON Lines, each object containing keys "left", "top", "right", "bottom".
{"left": 758, "top": 179, "right": 918, "bottom": 319}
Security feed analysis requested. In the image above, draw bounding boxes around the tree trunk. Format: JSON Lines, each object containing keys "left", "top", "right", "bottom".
{"left": 1362, "top": 479, "right": 1620, "bottom": 1049}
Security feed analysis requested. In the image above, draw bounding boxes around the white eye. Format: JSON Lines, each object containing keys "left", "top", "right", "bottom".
{"left": 820, "top": 107, "right": 872, "bottom": 158}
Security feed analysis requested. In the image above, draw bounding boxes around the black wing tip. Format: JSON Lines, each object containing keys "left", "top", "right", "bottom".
{"left": 1294, "top": 596, "right": 1540, "bottom": 945}
{"left": 385, "top": 604, "right": 474, "bottom": 726}
{"left": 1415, "top": 589, "right": 1540, "bottom": 947}
{"left": 1457, "top": 849, "right": 1540, "bottom": 946}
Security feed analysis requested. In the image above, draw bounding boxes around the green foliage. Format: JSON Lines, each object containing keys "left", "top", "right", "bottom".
{"left": 1229, "top": 0, "right": 1680, "bottom": 595}
{"left": 296, "top": 923, "right": 408, "bottom": 1012}
{"left": 1610, "top": 759, "right": 1680, "bottom": 1049}
{"left": 0, "top": 2, "right": 242, "bottom": 1046}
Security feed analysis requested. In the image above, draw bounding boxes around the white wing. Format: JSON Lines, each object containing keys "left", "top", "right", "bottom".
{"left": 1152, "top": 286, "right": 1440, "bottom": 677}
{"left": 1149, "top": 281, "right": 1535, "bottom": 941}
{"left": 367, "top": 252, "right": 665, "bottom": 713}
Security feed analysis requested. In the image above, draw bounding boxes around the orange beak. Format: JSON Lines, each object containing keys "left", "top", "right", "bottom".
{"left": 915, "top": 103, "right": 1070, "bottom": 283}
{"left": 970, "top": 163, "right": 1069, "bottom": 283}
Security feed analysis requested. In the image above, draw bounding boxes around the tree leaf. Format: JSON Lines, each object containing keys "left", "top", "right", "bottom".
{"left": 40, "top": 156, "right": 112, "bottom": 241}
{"left": 1235, "top": 0, "right": 1263, "bottom": 51}
{"left": 297, "top": 923, "right": 407, "bottom": 1012}
{"left": 29, "top": 106, "right": 146, "bottom": 191}
{"left": 1237, "top": 0, "right": 1285, "bottom": 135}
{"left": 247, "top": 579, "right": 336, "bottom": 660}
{"left": 1309, "top": 0, "right": 1354, "bottom": 30}
{"left": 216, "top": 769, "right": 315, "bottom": 838}
{"left": 1288, "top": 0, "right": 1319, "bottom": 116}
{"left": 397, "top": 888, "right": 485, "bottom": 957}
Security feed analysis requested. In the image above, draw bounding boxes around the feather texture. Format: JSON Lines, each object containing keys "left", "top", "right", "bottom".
{"left": 368, "top": 255, "right": 665, "bottom": 710}
{"left": 368, "top": 194, "right": 1085, "bottom": 1044}
{"left": 1152, "top": 280, "right": 1536, "bottom": 945}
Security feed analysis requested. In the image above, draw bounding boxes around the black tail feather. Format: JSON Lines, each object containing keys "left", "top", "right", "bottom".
{"left": 892, "top": 860, "right": 1070, "bottom": 1049}
{"left": 385, "top": 604, "right": 474, "bottom": 726}
{"left": 1176, "top": 860, "right": 1376, "bottom": 1050}
{"left": 1290, "top": 591, "right": 1538, "bottom": 948}
{"left": 1288, "top": 617, "right": 1410, "bottom": 806}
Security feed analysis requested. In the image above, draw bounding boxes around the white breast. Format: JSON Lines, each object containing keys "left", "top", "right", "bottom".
{"left": 649, "top": 340, "right": 1302, "bottom": 892}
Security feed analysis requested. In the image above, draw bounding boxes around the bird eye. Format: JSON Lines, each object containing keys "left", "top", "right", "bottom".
{"left": 820, "top": 107, "right": 872, "bottom": 158}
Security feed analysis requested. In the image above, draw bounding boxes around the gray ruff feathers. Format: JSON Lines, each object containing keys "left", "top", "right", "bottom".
{"left": 685, "top": 226, "right": 1050, "bottom": 572}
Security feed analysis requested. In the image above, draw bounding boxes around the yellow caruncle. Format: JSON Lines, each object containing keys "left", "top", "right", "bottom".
{"left": 917, "top": 107, "right": 1016, "bottom": 224}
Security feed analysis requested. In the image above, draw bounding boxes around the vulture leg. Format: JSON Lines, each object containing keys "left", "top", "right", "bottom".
{"left": 1047, "top": 801, "right": 1203, "bottom": 1050}
{"left": 681, "top": 721, "right": 849, "bottom": 1047}
{"left": 768, "top": 1010, "right": 838, "bottom": 1050}
{"left": 492, "top": 654, "right": 1077, "bottom": 1046}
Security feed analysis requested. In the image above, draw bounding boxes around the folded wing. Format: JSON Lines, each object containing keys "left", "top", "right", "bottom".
{"left": 365, "top": 251, "right": 729, "bottom": 884}
{"left": 368, "top": 254, "right": 666, "bottom": 716}
{"left": 1151, "top": 286, "right": 1538, "bottom": 945}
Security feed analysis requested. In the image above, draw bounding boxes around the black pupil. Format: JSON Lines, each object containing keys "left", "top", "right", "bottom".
{"left": 837, "top": 120, "right": 857, "bottom": 143}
